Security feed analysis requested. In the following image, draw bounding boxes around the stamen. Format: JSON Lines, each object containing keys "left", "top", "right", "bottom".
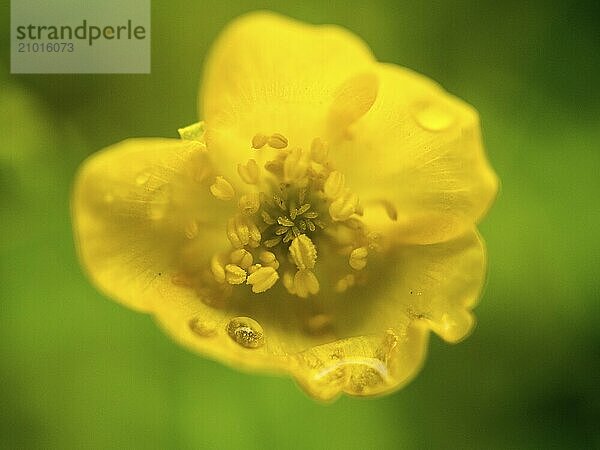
{"left": 258, "top": 251, "right": 279, "bottom": 269}
{"left": 293, "top": 269, "right": 320, "bottom": 298}
{"left": 284, "top": 147, "right": 310, "bottom": 183}
{"left": 329, "top": 191, "right": 359, "bottom": 221}
{"left": 248, "top": 263, "right": 262, "bottom": 274}
{"left": 225, "top": 264, "right": 247, "bottom": 285}
{"left": 252, "top": 133, "right": 268, "bottom": 149}
{"left": 238, "top": 192, "right": 260, "bottom": 215}
{"left": 210, "top": 255, "right": 226, "bottom": 283}
{"left": 324, "top": 171, "right": 345, "bottom": 199}
{"left": 247, "top": 220, "right": 262, "bottom": 247}
{"left": 310, "top": 137, "right": 328, "bottom": 163}
{"left": 230, "top": 249, "right": 253, "bottom": 269}
{"left": 246, "top": 266, "right": 279, "bottom": 293}
{"left": 264, "top": 159, "right": 284, "bottom": 178}
{"left": 210, "top": 176, "right": 235, "bottom": 201}
{"left": 237, "top": 159, "right": 260, "bottom": 184}
{"left": 267, "top": 133, "right": 288, "bottom": 149}
{"left": 227, "top": 215, "right": 260, "bottom": 248}
{"left": 289, "top": 234, "right": 317, "bottom": 270}
{"left": 349, "top": 247, "right": 368, "bottom": 270}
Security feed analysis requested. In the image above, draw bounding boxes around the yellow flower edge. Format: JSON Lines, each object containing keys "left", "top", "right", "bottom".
{"left": 72, "top": 12, "right": 498, "bottom": 401}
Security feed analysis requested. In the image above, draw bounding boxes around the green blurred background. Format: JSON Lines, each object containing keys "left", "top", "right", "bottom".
{"left": 1, "top": 0, "right": 599, "bottom": 448}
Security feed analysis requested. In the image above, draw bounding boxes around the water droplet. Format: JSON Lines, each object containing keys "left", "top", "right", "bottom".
{"left": 135, "top": 170, "right": 152, "bottom": 186}
{"left": 189, "top": 317, "right": 217, "bottom": 337}
{"left": 226, "top": 317, "right": 264, "bottom": 348}
{"left": 148, "top": 185, "right": 171, "bottom": 220}
{"left": 411, "top": 101, "right": 455, "bottom": 132}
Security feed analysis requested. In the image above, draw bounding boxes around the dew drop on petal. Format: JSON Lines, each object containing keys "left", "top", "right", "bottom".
{"left": 226, "top": 316, "right": 265, "bottom": 348}
{"left": 411, "top": 101, "right": 455, "bottom": 132}
{"left": 189, "top": 317, "right": 217, "bottom": 337}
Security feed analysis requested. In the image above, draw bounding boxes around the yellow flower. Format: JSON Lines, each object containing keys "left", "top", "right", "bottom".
{"left": 72, "top": 12, "right": 498, "bottom": 401}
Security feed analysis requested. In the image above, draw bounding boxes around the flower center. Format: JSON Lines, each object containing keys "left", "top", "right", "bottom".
{"left": 207, "top": 133, "right": 378, "bottom": 299}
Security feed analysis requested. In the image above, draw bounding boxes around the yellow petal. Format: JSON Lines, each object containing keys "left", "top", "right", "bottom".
{"left": 72, "top": 138, "right": 227, "bottom": 312}
{"left": 199, "top": 12, "right": 377, "bottom": 179}
{"left": 152, "top": 228, "right": 485, "bottom": 400}
{"left": 336, "top": 63, "right": 499, "bottom": 244}
{"left": 360, "top": 228, "right": 488, "bottom": 344}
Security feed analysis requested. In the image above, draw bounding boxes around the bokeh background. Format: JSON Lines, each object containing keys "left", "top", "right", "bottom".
{"left": 1, "top": 0, "right": 599, "bottom": 448}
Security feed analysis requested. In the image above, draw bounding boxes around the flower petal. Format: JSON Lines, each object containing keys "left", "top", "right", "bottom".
{"left": 292, "top": 228, "right": 486, "bottom": 399}
{"left": 375, "top": 228, "right": 487, "bottom": 343}
{"left": 151, "top": 228, "right": 485, "bottom": 400}
{"left": 72, "top": 138, "right": 226, "bottom": 312}
{"left": 199, "top": 11, "right": 377, "bottom": 179}
{"left": 336, "top": 63, "right": 499, "bottom": 244}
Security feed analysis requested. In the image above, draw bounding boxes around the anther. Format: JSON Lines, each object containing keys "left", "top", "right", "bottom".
{"left": 248, "top": 263, "right": 262, "bottom": 274}
{"left": 329, "top": 191, "right": 359, "bottom": 221}
{"left": 237, "top": 159, "right": 260, "bottom": 184}
{"left": 289, "top": 234, "right": 317, "bottom": 270}
{"left": 310, "top": 137, "right": 328, "bottom": 163}
{"left": 293, "top": 269, "right": 320, "bottom": 298}
{"left": 252, "top": 133, "right": 268, "bottom": 149}
{"left": 267, "top": 133, "right": 288, "bottom": 149}
{"left": 225, "top": 264, "right": 247, "bottom": 284}
{"left": 238, "top": 192, "right": 260, "bottom": 215}
{"left": 324, "top": 171, "right": 345, "bottom": 199}
{"left": 210, "top": 255, "right": 226, "bottom": 283}
{"left": 230, "top": 249, "right": 253, "bottom": 269}
{"left": 284, "top": 147, "right": 310, "bottom": 183}
{"left": 227, "top": 215, "right": 260, "bottom": 248}
{"left": 210, "top": 176, "right": 235, "bottom": 201}
{"left": 258, "top": 251, "right": 279, "bottom": 270}
{"left": 246, "top": 266, "right": 279, "bottom": 293}
{"left": 349, "top": 247, "right": 368, "bottom": 270}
